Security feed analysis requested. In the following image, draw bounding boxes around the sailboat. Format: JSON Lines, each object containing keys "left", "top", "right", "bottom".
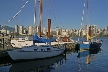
{"left": 7, "top": 0, "right": 65, "bottom": 60}
{"left": 77, "top": 0, "right": 102, "bottom": 49}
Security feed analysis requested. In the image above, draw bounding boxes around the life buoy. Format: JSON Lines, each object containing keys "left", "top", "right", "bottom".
{"left": 25, "top": 37, "right": 28, "bottom": 40}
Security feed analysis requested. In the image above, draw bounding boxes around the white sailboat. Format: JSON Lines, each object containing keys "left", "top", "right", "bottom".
{"left": 7, "top": 45, "right": 65, "bottom": 60}
{"left": 7, "top": 0, "right": 65, "bottom": 60}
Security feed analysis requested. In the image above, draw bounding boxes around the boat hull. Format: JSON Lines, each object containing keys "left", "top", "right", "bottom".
{"left": 79, "top": 44, "right": 90, "bottom": 49}
{"left": 7, "top": 49, "right": 65, "bottom": 60}
{"left": 76, "top": 42, "right": 102, "bottom": 51}
{"left": 90, "top": 42, "right": 102, "bottom": 49}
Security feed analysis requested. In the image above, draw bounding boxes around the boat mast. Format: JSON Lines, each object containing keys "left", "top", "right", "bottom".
{"left": 38, "top": 0, "right": 42, "bottom": 37}
{"left": 86, "top": 0, "right": 89, "bottom": 41}
{"left": 34, "top": 0, "right": 37, "bottom": 34}
{"left": 79, "top": 0, "right": 86, "bottom": 40}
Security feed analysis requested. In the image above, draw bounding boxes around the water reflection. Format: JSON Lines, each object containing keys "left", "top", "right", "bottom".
{"left": 0, "top": 54, "right": 66, "bottom": 72}
{"left": 0, "top": 47, "right": 104, "bottom": 72}
{"left": 77, "top": 48, "right": 102, "bottom": 72}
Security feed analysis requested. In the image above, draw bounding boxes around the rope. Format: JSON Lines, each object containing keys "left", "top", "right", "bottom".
{"left": 91, "top": 0, "right": 95, "bottom": 25}
{"left": 2, "top": 0, "right": 29, "bottom": 28}
{"left": 47, "top": 0, "right": 61, "bottom": 28}
{"left": 18, "top": 0, "right": 33, "bottom": 26}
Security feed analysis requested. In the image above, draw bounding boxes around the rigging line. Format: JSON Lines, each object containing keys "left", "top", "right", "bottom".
{"left": 91, "top": 0, "right": 95, "bottom": 25}
{"left": 0, "top": 0, "right": 15, "bottom": 20}
{"left": 19, "top": 0, "right": 33, "bottom": 25}
{"left": 46, "top": 0, "right": 55, "bottom": 25}
{"left": 58, "top": 15, "right": 63, "bottom": 26}
{"left": 2, "top": 0, "right": 29, "bottom": 27}
{"left": 42, "top": 0, "right": 48, "bottom": 29}
{"left": 47, "top": 0, "right": 59, "bottom": 28}
{"left": 14, "top": 1, "right": 28, "bottom": 26}
{"left": 80, "top": 0, "right": 86, "bottom": 29}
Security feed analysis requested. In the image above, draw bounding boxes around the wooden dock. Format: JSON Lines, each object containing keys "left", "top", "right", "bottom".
{"left": 0, "top": 41, "right": 13, "bottom": 57}
{"left": 53, "top": 43, "right": 77, "bottom": 51}
{"left": 0, "top": 36, "right": 10, "bottom": 39}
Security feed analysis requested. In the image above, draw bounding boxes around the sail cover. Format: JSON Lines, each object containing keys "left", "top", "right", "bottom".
{"left": 33, "top": 34, "right": 55, "bottom": 43}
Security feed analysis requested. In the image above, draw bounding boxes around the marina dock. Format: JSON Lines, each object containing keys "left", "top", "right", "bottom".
{"left": 53, "top": 43, "right": 77, "bottom": 51}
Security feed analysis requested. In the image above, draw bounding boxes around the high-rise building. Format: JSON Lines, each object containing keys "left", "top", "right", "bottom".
{"left": 55, "top": 27, "right": 59, "bottom": 35}
{"left": 28, "top": 26, "right": 33, "bottom": 35}
{"left": 15, "top": 25, "right": 19, "bottom": 33}
{"left": 24, "top": 28, "right": 28, "bottom": 34}
{"left": 92, "top": 25, "right": 97, "bottom": 35}
{"left": 7, "top": 30, "right": 11, "bottom": 34}
{"left": 19, "top": 25, "right": 24, "bottom": 35}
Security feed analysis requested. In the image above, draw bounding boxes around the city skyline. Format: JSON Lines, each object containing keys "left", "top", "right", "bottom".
{"left": 1, "top": 24, "right": 108, "bottom": 37}
{"left": 0, "top": 0, "right": 108, "bottom": 29}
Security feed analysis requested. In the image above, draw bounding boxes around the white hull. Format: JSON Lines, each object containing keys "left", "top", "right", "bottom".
{"left": 83, "top": 41, "right": 89, "bottom": 44}
{"left": 7, "top": 46, "right": 65, "bottom": 60}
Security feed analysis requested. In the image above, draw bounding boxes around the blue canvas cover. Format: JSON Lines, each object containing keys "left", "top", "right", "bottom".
{"left": 33, "top": 34, "right": 55, "bottom": 43}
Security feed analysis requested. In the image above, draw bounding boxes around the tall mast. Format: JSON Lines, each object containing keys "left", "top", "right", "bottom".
{"left": 38, "top": 0, "right": 42, "bottom": 37}
{"left": 86, "top": 0, "right": 89, "bottom": 41}
{"left": 34, "top": 0, "right": 37, "bottom": 34}
{"left": 80, "top": 0, "right": 86, "bottom": 37}
{"left": 86, "top": 0, "right": 89, "bottom": 25}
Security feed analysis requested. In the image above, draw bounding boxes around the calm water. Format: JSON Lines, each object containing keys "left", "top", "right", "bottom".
{"left": 0, "top": 38, "right": 108, "bottom": 72}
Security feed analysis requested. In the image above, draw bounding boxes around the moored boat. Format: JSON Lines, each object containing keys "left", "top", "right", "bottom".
{"left": 7, "top": 44, "right": 65, "bottom": 60}
{"left": 77, "top": 0, "right": 102, "bottom": 50}
{"left": 7, "top": 0, "right": 65, "bottom": 60}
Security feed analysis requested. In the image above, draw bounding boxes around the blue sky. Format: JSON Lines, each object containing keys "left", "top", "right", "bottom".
{"left": 0, "top": 0, "right": 108, "bottom": 29}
